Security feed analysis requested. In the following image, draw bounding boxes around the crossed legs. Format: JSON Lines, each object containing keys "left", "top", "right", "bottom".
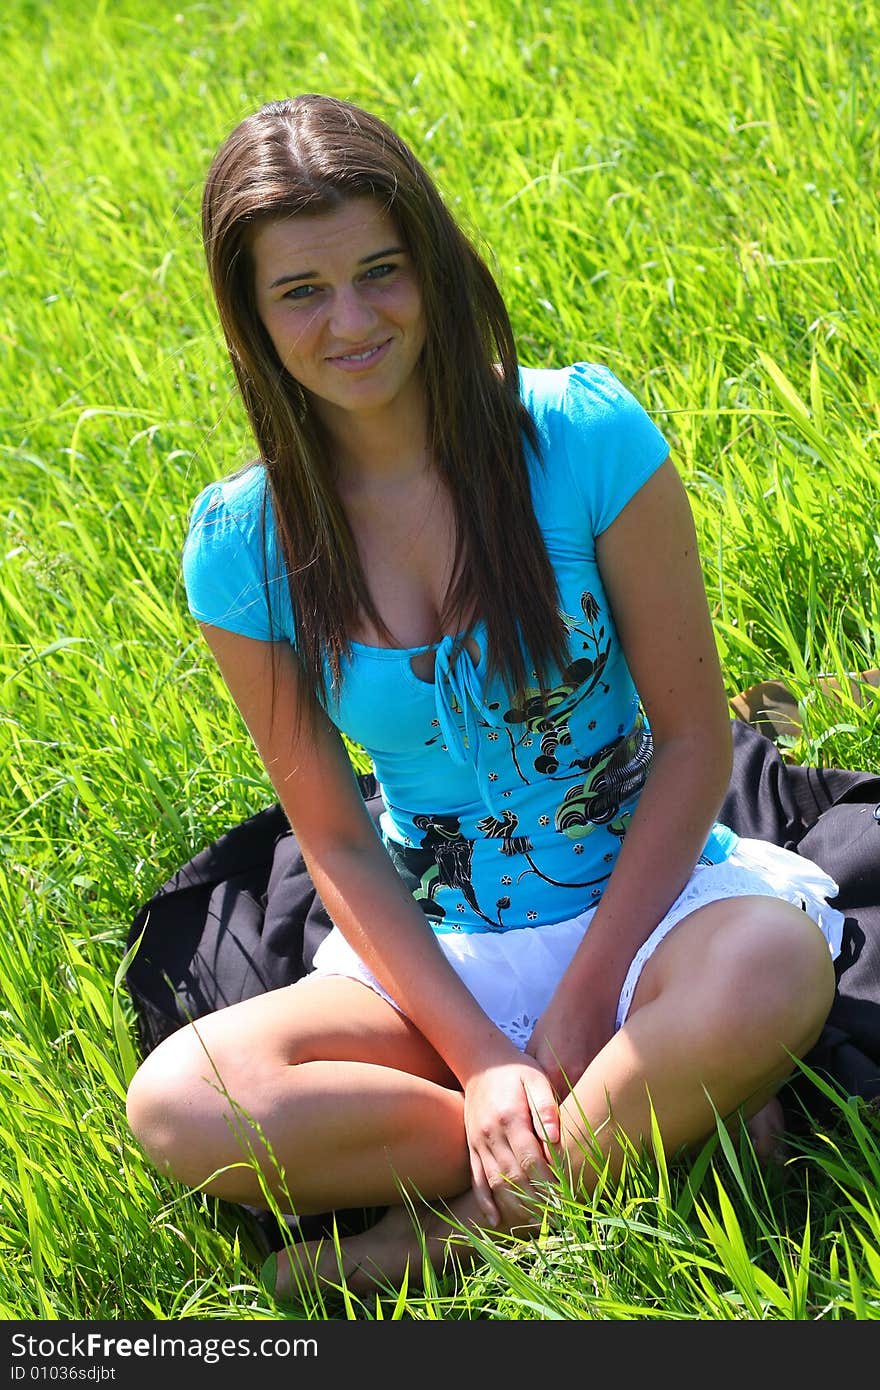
{"left": 126, "top": 895, "right": 835, "bottom": 1293}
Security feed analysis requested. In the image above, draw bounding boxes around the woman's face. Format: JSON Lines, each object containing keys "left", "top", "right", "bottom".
{"left": 251, "top": 198, "right": 427, "bottom": 430}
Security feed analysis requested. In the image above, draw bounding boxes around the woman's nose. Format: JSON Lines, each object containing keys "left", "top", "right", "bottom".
{"left": 329, "top": 285, "right": 377, "bottom": 339}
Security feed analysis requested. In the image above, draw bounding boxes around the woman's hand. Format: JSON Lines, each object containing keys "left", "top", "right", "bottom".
{"left": 524, "top": 990, "right": 617, "bottom": 1102}
{"left": 463, "top": 1054, "right": 560, "bottom": 1230}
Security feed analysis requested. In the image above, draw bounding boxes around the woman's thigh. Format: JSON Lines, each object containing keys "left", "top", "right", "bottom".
{"left": 625, "top": 892, "right": 835, "bottom": 1050}
{"left": 129, "top": 973, "right": 458, "bottom": 1103}
{"left": 126, "top": 974, "right": 466, "bottom": 1200}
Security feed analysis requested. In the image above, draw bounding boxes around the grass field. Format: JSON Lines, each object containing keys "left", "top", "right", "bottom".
{"left": 2, "top": 0, "right": 879, "bottom": 1321}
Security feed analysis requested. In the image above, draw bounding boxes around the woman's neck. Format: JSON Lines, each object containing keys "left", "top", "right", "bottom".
{"left": 316, "top": 378, "right": 432, "bottom": 491}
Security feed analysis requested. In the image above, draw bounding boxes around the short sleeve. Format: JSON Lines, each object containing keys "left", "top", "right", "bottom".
{"left": 181, "top": 478, "right": 278, "bottom": 640}
{"left": 558, "top": 363, "right": 670, "bottom": 537}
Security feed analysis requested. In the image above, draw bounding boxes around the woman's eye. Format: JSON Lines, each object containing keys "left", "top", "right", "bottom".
{"left": 364, "top": 263, "right": 396, "bottom": 281}
{"left": 284, "top": 284, "right": 317, "bottom": 301}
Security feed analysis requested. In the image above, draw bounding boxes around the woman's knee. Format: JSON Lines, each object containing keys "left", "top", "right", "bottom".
{"left": 696, "top": 898, "right": 836, "bottom": 1062}
{"left": 126, "top": 1020, "right": 268, "bottom": 1185}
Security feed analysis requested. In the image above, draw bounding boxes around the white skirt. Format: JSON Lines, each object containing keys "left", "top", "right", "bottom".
{"left": 310, "top": 838, "right": 845, "bottom": 1049}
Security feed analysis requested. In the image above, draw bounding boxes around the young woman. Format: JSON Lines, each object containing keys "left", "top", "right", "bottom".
{"left": 126, "top": 94, "right": 843, "bottom": 1294}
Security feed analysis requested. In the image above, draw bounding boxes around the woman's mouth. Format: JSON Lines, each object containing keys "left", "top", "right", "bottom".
{"left": 328, "top": 340, "right": 391, "bottom": 370}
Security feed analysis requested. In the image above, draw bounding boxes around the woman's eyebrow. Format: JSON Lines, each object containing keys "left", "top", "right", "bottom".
{"left": 269, "top": 245, "right": 406, "bottom": 290}
{"left": 359, "top": 244, "right": 406, "bottom": 264}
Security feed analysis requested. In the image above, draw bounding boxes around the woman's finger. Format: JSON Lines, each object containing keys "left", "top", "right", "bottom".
{"left": 484, "top": 1138, "right": 548, "bottom": 1228}
{"left": 469, "top": 1148, "right": 500, "bottom": 1228}
{"left": 522, "top": 1074, "right": 561, "bottom": 1147}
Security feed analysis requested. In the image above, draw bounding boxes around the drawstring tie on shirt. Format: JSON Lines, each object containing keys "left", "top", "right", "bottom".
{"left": 433, "top": 633, "right": 508, "bottom": 816}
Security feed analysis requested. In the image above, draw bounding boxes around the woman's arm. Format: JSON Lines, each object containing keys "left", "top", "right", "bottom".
{"left": 526, "top": 456, "right": 733, "bottom": 1089}
{"left": 198, "top": 624, "right": 502, "bottom": 1068}
{"left": 198, "top": 623, "right": 561, "bottom": 1220}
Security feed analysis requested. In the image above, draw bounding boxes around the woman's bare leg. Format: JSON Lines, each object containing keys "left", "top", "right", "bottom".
{"left": 126, "top": 974, "right": 470, "bottom": 1213}
{"left": 745, "top": 1096, "right": 786, "bottom": 1164}
{"left": 292, "top": 895, "right": 835, "bottom": 1295}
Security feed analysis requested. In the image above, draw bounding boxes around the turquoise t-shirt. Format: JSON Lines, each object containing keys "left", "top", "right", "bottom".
{"left": 183, "top": 362, "right": 736, "bottom": 934}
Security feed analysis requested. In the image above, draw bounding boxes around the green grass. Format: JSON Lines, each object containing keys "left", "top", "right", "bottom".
{"left": 1, "top": 0, "right": 878, "bottom": 1320}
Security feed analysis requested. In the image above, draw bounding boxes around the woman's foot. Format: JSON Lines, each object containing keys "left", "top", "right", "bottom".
{"left": 271, "top": 1197, "right": 495, "bottom": 1299}
{"left": 745, "top": 1096, "right": 787, "bottom": 1166}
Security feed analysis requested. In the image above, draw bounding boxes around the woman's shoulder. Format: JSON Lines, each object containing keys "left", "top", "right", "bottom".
{"left": 519, "top": 361, "right": 641, "bottom": 430}
{"left": 520, "top": 360, "right": 667, "bottom": 461}
{"left": 187, "top": 461, "right": 269, "bottom": 540}
{"left": 518, "top": 361, "right": 669, "bottom": 533}
{"left": 182, "top": 463, "right": 284, "bottom": 639}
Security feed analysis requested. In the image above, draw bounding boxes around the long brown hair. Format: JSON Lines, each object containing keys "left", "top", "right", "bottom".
{"left": 201, "top": 94, "right": 570, "bottom": 718}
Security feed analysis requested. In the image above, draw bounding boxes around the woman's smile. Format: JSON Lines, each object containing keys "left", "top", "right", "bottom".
{"left": 327, "top": 338, "right": 393, "bottom": 370}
